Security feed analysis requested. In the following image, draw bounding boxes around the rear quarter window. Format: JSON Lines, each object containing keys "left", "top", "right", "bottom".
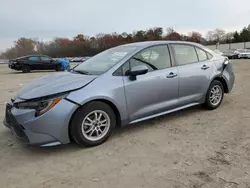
{"left": 207, "top": 52, "right": 213, "bottom": 59}
{"left": 202, "top": 47, "right": 214, "bottom": 59}
{"left": 196, "top": 47, "right": 208, "bottom": 61}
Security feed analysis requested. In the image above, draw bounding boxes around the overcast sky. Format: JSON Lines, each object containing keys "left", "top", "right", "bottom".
{"left": 1, "top": 0, "right": 250, "bottom": 52}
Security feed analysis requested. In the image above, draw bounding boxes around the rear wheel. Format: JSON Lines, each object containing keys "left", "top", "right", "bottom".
{"left": 204, "top": 80, "right": 224, "bottom": 110}
{"left": 22, "top": 65, "right": 30, "bottom": 73}
{"left": 70, "top": 101, "right": 116, "bottom": 147}
{"left": 55, "top": 65, "right": 62, "bottom": 71}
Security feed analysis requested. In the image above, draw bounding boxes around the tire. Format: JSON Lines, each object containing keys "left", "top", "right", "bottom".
{"left": 70, "top": 101, "right": 116, "bottom": 147}
{"left": 204, "top": 80, "right": 224, "bottom": 110}
{"left": 55, "top": 65, "right": 62, "bottom": 71}
{"left": 22, "top": 65, "right": 30, "bottom": 73}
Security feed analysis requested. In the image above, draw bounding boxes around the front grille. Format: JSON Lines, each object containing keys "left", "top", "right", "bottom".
{"left": 5, "top": 104, "right": 29, "bottom": 142}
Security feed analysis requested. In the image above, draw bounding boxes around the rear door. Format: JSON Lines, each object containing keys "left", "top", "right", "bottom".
{"left": 122, "top": 45, "right": 179, "bottom": 122}
{"left": 170, "top": 44, "right": 212, "bottom": 106}
{"left": 40, "top": 56, "right": 55, "bottom": 70}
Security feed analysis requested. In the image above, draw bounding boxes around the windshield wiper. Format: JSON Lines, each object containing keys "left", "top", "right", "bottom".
{"left": 72, "top": 69, "right": 91, "bottom": 75}
{"left": 132, "top": 57, "right": 157, "bottom": 70}
{"left": 132, "top": 57, "right": 149, "bottom": 64}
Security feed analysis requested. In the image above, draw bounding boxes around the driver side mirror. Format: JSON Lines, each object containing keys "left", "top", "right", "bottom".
{"left": 50, "top": 59, "right": 54, "bottom": 62}
{"left": 126, "top": 65, "right": 148, "bottom": 80}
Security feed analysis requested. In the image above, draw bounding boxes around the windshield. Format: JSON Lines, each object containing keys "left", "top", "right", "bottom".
{"left": 73, "top": 45, "right": 138, "bottom": 75}
{"left": 223, "top": 50, "right": 234, "bottom": 53}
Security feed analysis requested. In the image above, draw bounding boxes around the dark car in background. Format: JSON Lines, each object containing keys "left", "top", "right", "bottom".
{"left": 70, "top": 57, "right": 83, "bottom": 62}
{"left": 80, "top": 57, "right": 91, "bottom": 62}
{"left": 70, "top": 57, "right": 91, "bottom": 62}
{"left": 222, "top": 50, "right": 239, "bottom": 59}
{"left": 8, "top": 55, "right": 63, "bottom": 73}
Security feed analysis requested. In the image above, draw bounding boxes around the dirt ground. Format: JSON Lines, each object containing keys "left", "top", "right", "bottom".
{"left": 0, "top": 60, "right": 250, "bottom": 188}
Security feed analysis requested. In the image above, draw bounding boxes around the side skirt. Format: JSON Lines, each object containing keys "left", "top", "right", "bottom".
{"left": 127, "top": 103, "right": 200, "bottom": 125}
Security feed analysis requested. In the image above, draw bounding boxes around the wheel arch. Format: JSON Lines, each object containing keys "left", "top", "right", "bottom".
{"left": 211, "top": 76, "right": 229, "bottom": 93}
{"left": 95, "top": 99, "right": 122, "bottom": 127}
{"left": 68, "top": 98, "right": 122, "bottom": 142}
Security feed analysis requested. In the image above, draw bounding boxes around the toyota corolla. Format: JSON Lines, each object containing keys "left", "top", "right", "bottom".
{"left": 3, "top": 41, "right": 235, "bottom": 147}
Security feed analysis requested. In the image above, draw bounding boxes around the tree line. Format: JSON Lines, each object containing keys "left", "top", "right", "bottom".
{"left": 1, "top": 25, "right": 250, "bottom": 59}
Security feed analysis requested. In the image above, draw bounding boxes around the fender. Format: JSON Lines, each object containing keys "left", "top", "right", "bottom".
{"left": 209, "top": 58, "right": 233, "bottom": 94}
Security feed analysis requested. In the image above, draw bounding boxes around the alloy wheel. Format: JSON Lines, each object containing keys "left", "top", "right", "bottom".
{"left": 81, "top": 110, "right": 110, "bottom": 142}
{"left": 209, "top": 85, "right": 222, "bottom": 106}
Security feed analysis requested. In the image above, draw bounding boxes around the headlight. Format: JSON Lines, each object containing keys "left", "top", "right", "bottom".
{"left": 16, "top": 93, "right": 68, "bottom": 116}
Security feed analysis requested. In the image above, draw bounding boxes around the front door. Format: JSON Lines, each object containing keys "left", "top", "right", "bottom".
{"left": 170, "top": 44, "right": 212, "bottom": 106}
{"left": 123, "top": 45, "right": 179, "bottom": 122}
{"left": 28, "top": 56, "right": 42, "bottom": 70}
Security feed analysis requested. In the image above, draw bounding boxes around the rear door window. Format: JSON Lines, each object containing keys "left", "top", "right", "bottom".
{"left": 29, "top": 56, "right": 40, "bottom": 61}
{"left": 40, "top": 56, "right": 51, "bottom": 61}
{"left": 171, "top": 44, "right": 199, "bottom": 65}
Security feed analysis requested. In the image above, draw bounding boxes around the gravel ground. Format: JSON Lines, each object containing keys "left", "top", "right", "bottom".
{"left": 0, "top": 60, "right": 250, "bottom": 188}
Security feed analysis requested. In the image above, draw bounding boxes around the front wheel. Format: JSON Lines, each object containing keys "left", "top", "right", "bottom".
{"left": 22, "top": 65, "right": 30, "bottom": 73}
{"left": 204, "top": 80, "right": 224, "bottom": 110}
{"left": 70, "top": 101, "right": 116, "bottom": 147}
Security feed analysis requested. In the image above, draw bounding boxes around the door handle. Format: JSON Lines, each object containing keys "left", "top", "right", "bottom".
{"left": 166, "top": 72, "right": 178, "bottom": 78}
{"left": 201, "top": 65, "right": 209, "bottom": 70}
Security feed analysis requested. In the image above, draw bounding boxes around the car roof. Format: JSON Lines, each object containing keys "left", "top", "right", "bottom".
{"left": 118, "top": 40, "right": 216, "bottom": 56}
{"left": 15, "top": 55, "right": 50, "bottom": 60}
{"left": 120, "top": 40, "right": 204, "bottom": 48}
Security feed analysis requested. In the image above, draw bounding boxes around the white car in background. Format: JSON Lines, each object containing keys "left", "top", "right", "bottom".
{"left": 238, "top": 49, "right": 250, "bottom": 59}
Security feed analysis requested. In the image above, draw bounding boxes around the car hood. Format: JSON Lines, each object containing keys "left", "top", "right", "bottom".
{"left": 15, "top": 72, "right": 97, "bottom": 100}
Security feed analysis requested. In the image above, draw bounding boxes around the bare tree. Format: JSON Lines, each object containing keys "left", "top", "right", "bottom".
{"left": 213, "top": 28, "right": 226, "bottom": 42}
{"left": 166, "top": 27, "right": 174, "bottom": 35}
{"left": 206, "top": 30, "right": 215, "bottom": 41}
{"left": 188, "top": 31, "right": 202, "bottom": 43}
{"left": 225, "top": 32, "right": 234, "bottom": 43}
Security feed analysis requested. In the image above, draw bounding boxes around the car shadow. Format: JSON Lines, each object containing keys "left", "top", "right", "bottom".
{"left": 113, "top": 105, "right": 205, "bottom": 138}
{"left": 18, "top": 105, "right": 205, "bottom": 153}
{"left": 1, "top": 104, "right": 206, "bottom": 158}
